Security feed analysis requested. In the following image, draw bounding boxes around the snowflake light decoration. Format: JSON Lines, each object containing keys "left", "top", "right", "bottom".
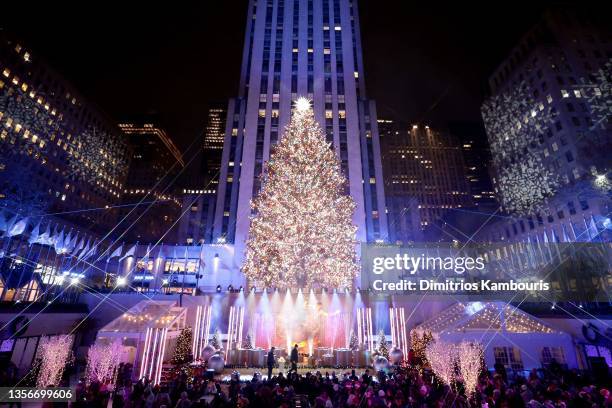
{"left": 68, "top": 126, "right": 129, "bottom": 184}
{"left": 482, "top": 81, "right": 559, "bottom": 215}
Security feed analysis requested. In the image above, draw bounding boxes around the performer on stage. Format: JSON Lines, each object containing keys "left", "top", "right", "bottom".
{"left": 289, "top": 344, "right": 299, "bottom": 373}
{"left": 267, "top": 347, "right": 275, "bottom": 380}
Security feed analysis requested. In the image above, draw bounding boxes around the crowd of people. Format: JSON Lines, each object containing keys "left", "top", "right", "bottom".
{"left": 66, "top": 363, "right": 610, "bottom": 408}
{"left": 1, "top": 358, "right": 610, "bottom": 407}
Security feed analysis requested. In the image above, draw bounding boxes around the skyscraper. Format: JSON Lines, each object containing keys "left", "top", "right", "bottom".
{"left": 380, "top": 122, "right": 472, "bottom": 239}
{"left": 0, "top": 34, "right": 129, "bottom": 234}
{"left": 480, "top": 7, "right": 610, "bottom": 243}
{"left": 202, "top": 105, "right": 226, "bottom": 183}
{"left": 118, "top": 120, "right": 183, "bottom": 243}
{"left": 213, "top": 0, "right": 388, "bottom": 260}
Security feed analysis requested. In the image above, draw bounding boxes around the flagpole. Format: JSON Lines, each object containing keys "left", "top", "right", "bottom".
{"left": 153, "top": 243, "right": 164, "bottom": 295}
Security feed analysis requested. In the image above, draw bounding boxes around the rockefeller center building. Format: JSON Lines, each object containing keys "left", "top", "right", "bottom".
{"left": 0, "top": 34, "right": 130, "bottom": 234}
{"left": 380, "top": 121, "right": 472, "bottom": 243}
{"left": 480, "top": 8, "right": 611, "bottom": 243}
{"left": 118, "top": 119, "right": 184, "bottom": 243}
{"left": 212, "top": 0, "right": 388, "bottom": 258}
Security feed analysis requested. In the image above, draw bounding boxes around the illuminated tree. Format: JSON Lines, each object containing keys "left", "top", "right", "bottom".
{"left": 209, "top": 329, "right": 221, "bottom": 350}
{"left": 172, "top": 327, "right": 193, "bottom": 366}
{"left": 242, "top": 334, "right": 253, "bottom": 350}
{"left": 86, "top": 340, "right": 122, "bottom": 384}
{"left": 36, "top": 335, "right": 73, "bottom": 387}
{"left": 425, "top": 340, "right": 457, "bottom": 386}
{"left": 457, "top": 341, "right": 484, "bottom": 396}
{"left": 349, "top": 331, "right": 359, "bottom": 351}
{"left": 242, "top": 98, "right": 359, "bottom": 289}
{"left": 376, "top": 330, "right": 389, "bottom": 359}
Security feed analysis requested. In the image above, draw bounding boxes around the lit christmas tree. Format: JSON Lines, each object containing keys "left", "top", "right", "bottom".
{"left": 209, "top": 329, "right": 222, "bottom": 351}
{"left": 349, "top": 331, "right": 359, "bottom": 350}
{"left": 172, "top": 327, "right": 193, "bottom": 366}
{"left": 376, "top": 330, "right": 389, "bottom": 359}
{"left": 242, "top": 97, "right": 359, "bottom": 289}
{"left": 242, "top": 334, "right": 253, "bottom": 350}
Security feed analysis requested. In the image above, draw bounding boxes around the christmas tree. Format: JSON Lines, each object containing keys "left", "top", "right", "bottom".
{"left": 172, "top": 327, "right": 193, "bottom": 366}
{"left": 242, "top": 97, "right": 359, "bottom": 289}
{"left": 349, "top": 331, "right": 359, "bottom": 350}
{"left": 242, "top": 334, "right": 253, "bottom": 349}
{"left": 376, "top": 330, "right": 389, "bottom": 359}
{"left": 209, "top": 329, "right": 221, "bottom": 350}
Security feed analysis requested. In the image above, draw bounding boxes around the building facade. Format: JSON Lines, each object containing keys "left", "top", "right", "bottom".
{"left": 202, "top": 105, "right": 226, "bottom": 183}
{"left": 0, "top": 34, "right": 130, "bottom": 233}
{"left": 380, "top": 122, "right": 472, "bottom": 241}
{"left": 118, "top": 120, "right": 184, "bottom": 243}
{"left": 480, "top": 8, "right": 611, "bottom": 243}
{"left": 212, "top": 0, "right": 388, "bottom": 261}
{"left": 448, "top": 121, "right": 498, "bottom": 210}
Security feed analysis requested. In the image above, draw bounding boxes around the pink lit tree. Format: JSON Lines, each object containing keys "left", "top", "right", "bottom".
{"left": 86, "top": 340, "right": 122, "bottom": 384}
{"left": 36, "top": 335, "right": 73, "bottom": 387}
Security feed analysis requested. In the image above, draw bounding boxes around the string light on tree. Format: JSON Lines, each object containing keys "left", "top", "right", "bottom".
{"left": 36, "top": 335, "right": 73, "bottom": 387}
{"left": 457, "top": 341, "right": 484, "bottom": 397}
{"left": 242, "top": 96, "right": 359, "bottom": 289}
{"left": 425, "top": 340, "right": 456, "bottom": 386}
{"left": 172, "top": 327, "right": 193, "bottom": 366}
{"left": 86, "top": 340, "right": 122, "bottom": 384}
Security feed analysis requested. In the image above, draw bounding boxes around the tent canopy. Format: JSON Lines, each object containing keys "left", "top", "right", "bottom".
{"left": 413, "top": 302, "right": 558, "bottom": 335}
{"left": 98, "top": 300, "right": 186, "bottom": 337}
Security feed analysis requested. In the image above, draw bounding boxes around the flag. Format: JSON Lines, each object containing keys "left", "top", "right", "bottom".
{"left": 28, "top": 222, "right": 41, "bottom": 245}
{"left": 107, "top": 244, "right": 123, "bottom": 262}
{"left": 77, "top": 238, "right": 91, "bottom": 260}
{"left": 67, "top": 232, "right": 79, "bottom": 253}
{"left": 54, "top": 229, "right": 66, "bottom": 254}
{"left": 74, "top": 236, "right": 85, "bottom": 254}
{"left": 119, "top": 244, "right": 136, "bottom": 261}
{"left": 8, "top": 217, "right": 28, "bottom": 237}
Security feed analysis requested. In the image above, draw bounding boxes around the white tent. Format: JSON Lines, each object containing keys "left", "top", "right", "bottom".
{"left": 97, "top": 300, "right": 187, "bottom": 384}
{"left": 413, "top": 302, "right": 578, "bottom": 371}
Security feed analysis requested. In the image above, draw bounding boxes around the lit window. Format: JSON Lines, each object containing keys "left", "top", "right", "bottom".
{"left": 232, "top": 128, "right": 238, "bottom": 136}
{"left": 354, "top": 72, "right": 359, "bottom": 78}
{"left": 325, "top": 110, "right": 333, "bottom": 119}
{"left": 338, "top": 110, "right": 346, "bottom": 119}
{"left": 573, "top": 89, "right": 581, "bottom": 98}
{"left": 23, "top": 52, "right": 30, "bottom": 62}
{"left": 258, "top": 109, "right": 266, "bottom": 117}
{"left": 323, "top": 25, "right": 330, "bottom": 30}
{"left": 334, "top": 26, "right": 341, "bottom": 31}
{"left": 2, "top": 69, "right": 10, "bottom": 77}
{"left": 561, "top": 89, "right": 569, "bottom": 98}
{"left": 324, "top": 48, "right": 331, "bottom": 54}
{"left": 21, "top": 83, "right": 28, "bottom": 92}
{"left": 227, "top": 176, "right": 233, "bottom": 182}
{"left": 271, "top": 109, "right": 279, "bottom": 118}
{"left": 546, "top": 94, "right": 553, "bottom": 103}
{"left": 369, "top": 177, "right": 376, "bottom": 184}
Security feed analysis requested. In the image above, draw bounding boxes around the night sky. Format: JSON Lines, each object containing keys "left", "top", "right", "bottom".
{"left": 1, "top": 1, "right": 562, "bottom": 151}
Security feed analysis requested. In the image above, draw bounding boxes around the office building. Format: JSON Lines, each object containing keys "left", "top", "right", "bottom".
{"left": 480, "top": 7, "right": 611, "bottom": 243}
{"left": 380, "top": 122, "right": 472, "bottom": 237}
{"left": 213, "top": 0, "right": 388, "bottom": 261}
{"left": 0, "top": 34, "right": 129, "bottom": 233}
{"left": 118, "top": 120, "right": 184, "bottom": 243}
